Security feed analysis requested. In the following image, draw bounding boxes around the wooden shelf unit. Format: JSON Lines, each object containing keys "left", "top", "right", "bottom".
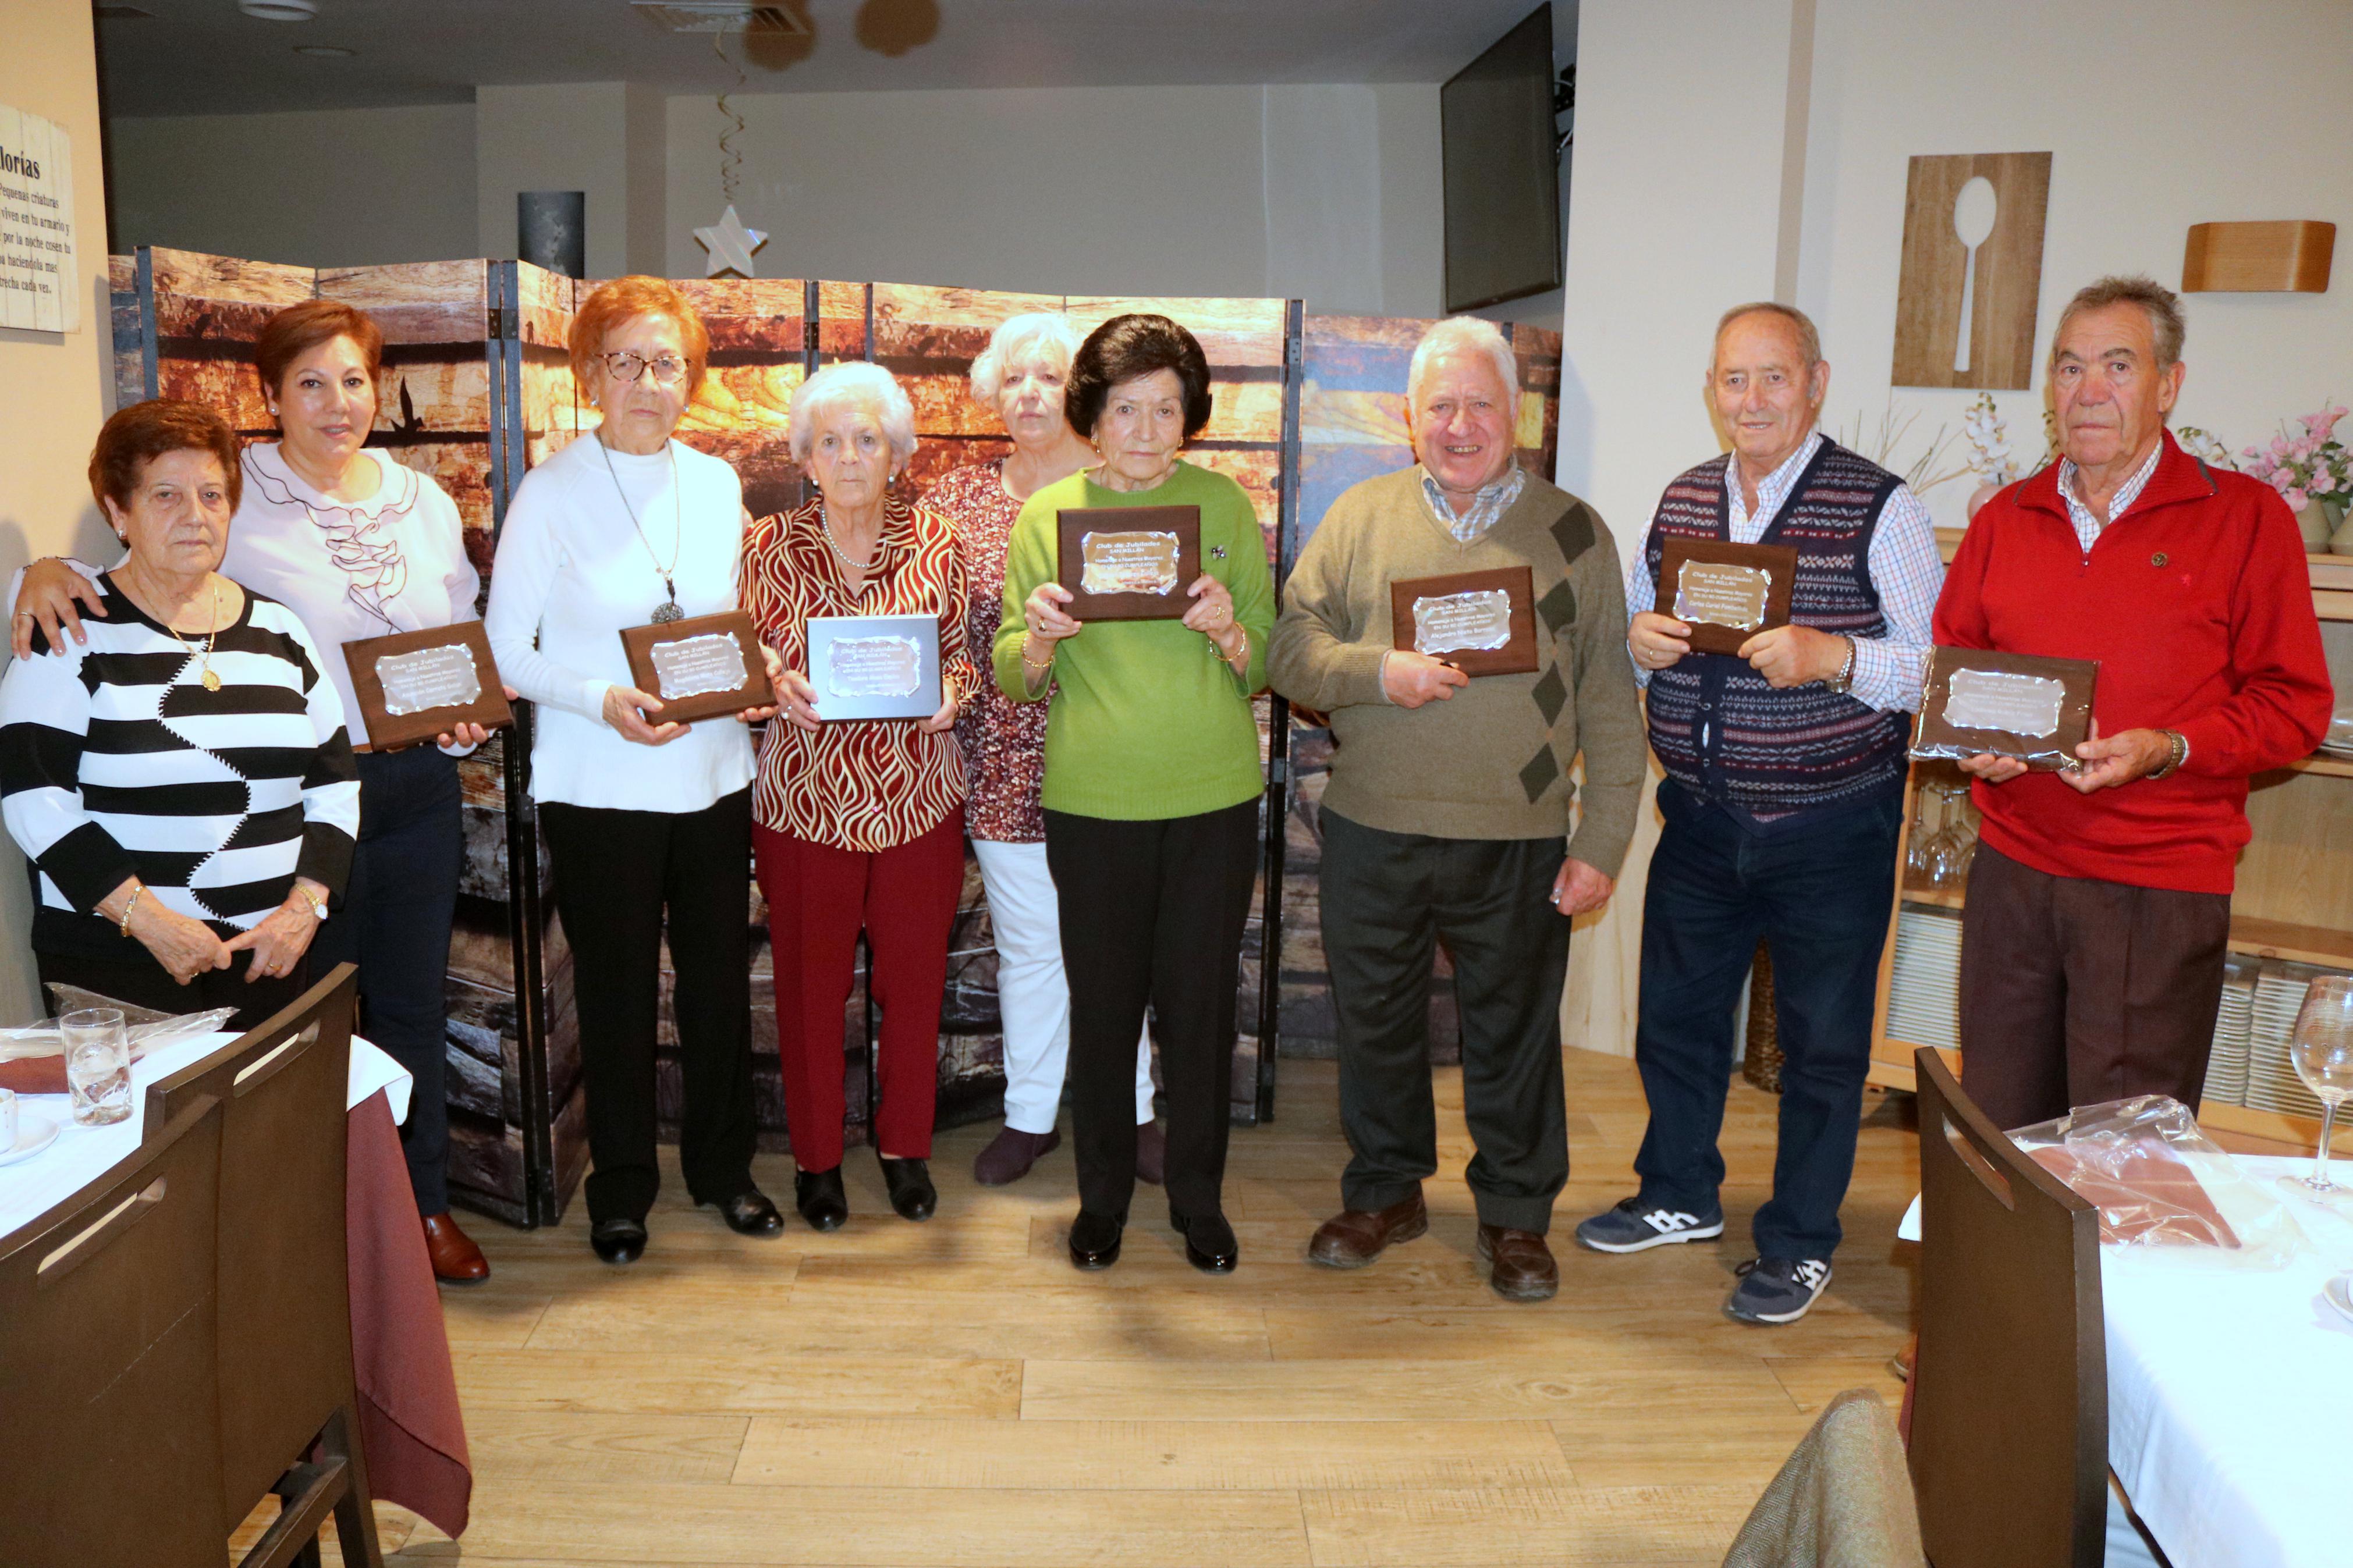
{"left": 1867, "top": 552, "right": 2353, "bottom": 1153}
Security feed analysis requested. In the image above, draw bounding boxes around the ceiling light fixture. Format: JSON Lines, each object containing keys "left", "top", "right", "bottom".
{"left": 293, "top": 44, "right": 354, "bottom": 57}
{"left": 238, "top": 1, "right": 320, "bottom": 21}
{"left": 632, "top": 3, "right": 809, "bottom": 36}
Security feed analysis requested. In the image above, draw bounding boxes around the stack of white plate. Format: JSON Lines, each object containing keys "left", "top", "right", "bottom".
{"left": 2204, "top": 961, "right": 2256, "bottom": 1107}
{"left": 2246, "top": 968, "right": 2324, "bottom": 1118}
{"left": 1886, "top": 907, "right": 1964, "bottom": 1051}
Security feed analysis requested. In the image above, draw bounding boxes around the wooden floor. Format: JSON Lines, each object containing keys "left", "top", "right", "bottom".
{"left": 314, "top": 1049, "right": 1922, "bottom": 1566}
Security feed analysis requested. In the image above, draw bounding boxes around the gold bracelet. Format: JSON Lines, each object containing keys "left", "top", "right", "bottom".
{"left": 1222, "top": 626, "right": 1250, "bottom": 667}
{"left": 117, "top": 885, "right": 141, "bottom": 936}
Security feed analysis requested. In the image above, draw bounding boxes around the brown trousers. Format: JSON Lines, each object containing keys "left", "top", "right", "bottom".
{"left": 1957, "top": 841, "right": 2230, "bottom": 1131}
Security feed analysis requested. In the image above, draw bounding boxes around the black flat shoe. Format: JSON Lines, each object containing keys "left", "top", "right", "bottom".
{"left": 1170, "top": 1208, "right": 1238, "bottom": 1274}
{"left": 879, "top": 1156, "right": 936, "bottom": 1222}
{"left": 1068, "top": 1209, "right": 1124, "bottom": 1270}
{"left": 714, "top": 1188, "right": 785, "bottom": 1237}
{"left": 589, "top": 1217, "right": 647, "bottom": 1265}
{"left": 794, "top": 1167, "right": 848, "bottom": 1232}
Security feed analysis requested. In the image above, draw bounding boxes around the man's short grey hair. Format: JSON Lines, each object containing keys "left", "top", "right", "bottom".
{"left": 2052, "top": 275, "right": 2186, "bottom": 369}
{"left": 1407, "top": 317, "right": 1519, "bottom": 410}
{"left": 968, "top": 312, "right": 1082, "bottom": 412}
{"left": 789, "top": 360, "right": 919, "bottom": 471}
{"left": 1712, "top": 301, "right": 1822, "bottom": 370}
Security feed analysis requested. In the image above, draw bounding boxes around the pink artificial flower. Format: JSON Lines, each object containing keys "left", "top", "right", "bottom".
{"left": 2283, "top": 488, "right": 2309, "bottom": 512}
{"left": 2272, "top": 436, "right": 2292, "bottom": 458}
{"left": 2312, "top": 405, "right": 2348, "bottom": 442}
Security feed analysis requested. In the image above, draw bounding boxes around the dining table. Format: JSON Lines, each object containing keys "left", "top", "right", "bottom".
{"left": 0, "top": 1029, "right": 473, "bottom": 1539}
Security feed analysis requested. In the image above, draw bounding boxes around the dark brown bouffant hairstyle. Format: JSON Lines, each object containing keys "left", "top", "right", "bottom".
{"left": 254, "top": 298, "right": 386, "bottom": 399}
{"left": 1065, "top": 314, "right": 1214, "bottom": 441}
{"left": 88, "top": 399, "right": 244, "bottom": 515}
{"left": 570, "top": 275, "right": 713, "bottom": 400}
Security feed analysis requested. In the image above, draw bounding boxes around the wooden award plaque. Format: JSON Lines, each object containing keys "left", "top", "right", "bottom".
{"left": 342, "top": 621, "right": 513, "bottom": 752}
{"left": 618, "top": 610, "right": 775, "bottom": 726}
{"left": 1389, "top": 566, "right": 1539, "bottom": 677}
{"left": 1653, "top": 539, "right": 1800, "bottom": 656}
{"left": 1912, "top": 646, "right": 2099, "bottom": 770}
{"left": 1056, "top": 505, "right": 1202, "bottom": 621}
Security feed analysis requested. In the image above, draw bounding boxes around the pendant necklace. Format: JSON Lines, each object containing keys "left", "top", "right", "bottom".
{"left": 162, "top": 581, "right": 225, "bottom": 692}
{"left": 599, "top": 433, "right": 686, "bottom": 623}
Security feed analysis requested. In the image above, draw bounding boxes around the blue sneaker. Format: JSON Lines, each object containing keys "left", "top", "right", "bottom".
{"left": 1574, "top": 1196, "right": 1726, "bottom": 1253}
{"left": 1726, "top": 1256, "right": 1832, "bottom": 1324}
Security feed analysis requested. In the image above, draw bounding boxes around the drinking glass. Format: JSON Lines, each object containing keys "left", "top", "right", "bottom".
{"left": 2279, "top": 976, "right": 2353, "bottom": 1208}
{"left": 1922, "top": 783, "right": 1969, "bottom": 888}
{"left": 1907, "top": 783, "right": 1945, "bottom": 886}
{"left": 62, "top": 1007, "right": 130, "bottom": 1127}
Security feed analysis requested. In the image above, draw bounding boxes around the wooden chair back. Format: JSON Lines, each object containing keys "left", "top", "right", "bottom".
{"left": 1909, "top": 1048, "right": 2106, "bottom": 1568}
{"left": 0, "top": 1097, "right": 229, "bottom": 1567}
{"left": 147, "top": 962, "right": 381, "bottom": 1567}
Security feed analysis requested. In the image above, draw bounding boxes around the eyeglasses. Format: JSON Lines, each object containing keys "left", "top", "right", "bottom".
{"left": 599, "top": 351, "right": 688, "bottom": 385}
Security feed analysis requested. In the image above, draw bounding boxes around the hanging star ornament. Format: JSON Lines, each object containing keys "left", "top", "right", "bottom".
{"left": 693, "top": 205, "right": 768, "bottom": 279}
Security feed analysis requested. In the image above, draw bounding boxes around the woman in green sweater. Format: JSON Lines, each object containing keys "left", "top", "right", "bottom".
{"left": 994, "top": 314, "right": 1273, "bottom": 1274}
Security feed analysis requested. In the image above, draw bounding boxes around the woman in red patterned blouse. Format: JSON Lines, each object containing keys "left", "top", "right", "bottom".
{"left": 741, "top": 361, "right": 974, "bottom": 1231}
{"left": 927, "top": 314, "right": 1163, "bottom": 1190}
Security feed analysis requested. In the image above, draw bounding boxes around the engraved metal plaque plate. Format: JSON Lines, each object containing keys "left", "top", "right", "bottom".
{"left": 1078, "top": 530, "right": 1181, "bottom": 597}
{"left": 1411, "top": 589, "right": 1515, "bottom": 656}
{"left": 823, "top": 635, "right": 924, "bottom": 700}
{"left": 1674, "top": 560, "right": 1773, "bottom": 632}
{"left": 374, "top": 642, "right": 482, "bottom": 717}
{"left": 649, "top": 632, "right": 750, "bottom": 700}
{"left": 1942, "top": 667, "right": 2067, "bottom": 738}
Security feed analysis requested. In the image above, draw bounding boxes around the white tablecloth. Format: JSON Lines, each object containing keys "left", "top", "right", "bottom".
{"left": 2104, "top": 1154, "right": 2353, "bottom": 1568}
{"left": 0, "top": 1031, "right": 409, "bottom": 1241}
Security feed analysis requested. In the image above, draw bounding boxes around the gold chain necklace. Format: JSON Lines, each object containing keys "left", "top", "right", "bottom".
{"left": 161, "top": 581, "right": 224, "bottom": 692}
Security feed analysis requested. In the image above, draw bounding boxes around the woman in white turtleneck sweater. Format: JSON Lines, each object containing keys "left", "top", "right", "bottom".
{"left": 484, "top": 276, "right": 782, "bottom": 1267}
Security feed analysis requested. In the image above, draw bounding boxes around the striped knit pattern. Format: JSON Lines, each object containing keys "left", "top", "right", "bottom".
{"left": 741, "top": 497, "right": 973, "bottom": 852}
{"left": 1641, "top": 440, "right": 1911, "bottom": 816}
{"left": 0, "top": 575, "right": 359, "bottom": 955}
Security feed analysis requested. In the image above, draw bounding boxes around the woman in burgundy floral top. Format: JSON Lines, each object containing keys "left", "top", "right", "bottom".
{"left": 928, "top": 315, "right": 1162, "bottom": 1188}
{"left": 744, "top": 361, "right": 974, "bottom": 1231}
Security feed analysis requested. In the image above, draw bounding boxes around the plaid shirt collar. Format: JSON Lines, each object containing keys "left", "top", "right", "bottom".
{"left": 2056, "top": 439, "right": 2163, "bottom": 550}
{"left": 1419, "top": 461, "right": 1526, "bottom": 545}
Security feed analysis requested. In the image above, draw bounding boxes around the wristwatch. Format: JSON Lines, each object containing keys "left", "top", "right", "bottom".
{"left": 292, "top": 885, "right": 328, "bottom": 922}
{"left": 2147, "top": 730, "right": 2188, "bottom": 781}
{"left": 1823, "top": 637, "right": 1858, "bottom": 696}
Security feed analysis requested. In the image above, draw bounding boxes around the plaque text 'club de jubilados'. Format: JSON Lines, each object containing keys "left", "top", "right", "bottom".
{"left": 1653, "top": 538, "right": 1799, "bottom": 656}
{"left": 1387, "top": 566, "right": 1539, "bottom": 677}
{"left": 804, "top": 612, "right": 943, "bottom": 721}
{"left": 342, "top": 621, "right": 514, "bottom": 752}
{"left": 1056, "top": 504, "right": 1202, "bottom": 621}
{"left": 617, "top": 610, "right": 775, "bottom": 726}
{"left": 1911, "top": 646, "right": 2100, "bottom": 770}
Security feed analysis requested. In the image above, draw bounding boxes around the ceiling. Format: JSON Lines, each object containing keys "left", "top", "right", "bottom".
{"left": 97, "top": 0, "right": 1575, "bottom": 118}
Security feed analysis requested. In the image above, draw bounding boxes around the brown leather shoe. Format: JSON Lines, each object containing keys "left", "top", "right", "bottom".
{"left": 422, "top": 1211, "right": 489, "bottom": 1285}
{"left": 1308, "top": 1191, "right": 1429, "bottom": 1269}
{"left": 1477, "top": 1222, "right": 1557, "bottom": 1302}
{"left": 973, "top": 1125, "right": 1059, "bottom": 1186}
{"left": 1134, "top": 1119, "right": 1166, "bottom": 1186}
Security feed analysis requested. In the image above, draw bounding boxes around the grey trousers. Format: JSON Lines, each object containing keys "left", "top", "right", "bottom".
{"left": 1320, "top": 808, "right": 1571, "bottom": 1233}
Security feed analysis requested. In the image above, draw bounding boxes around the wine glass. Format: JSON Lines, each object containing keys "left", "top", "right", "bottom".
{"left": 1907, "top": 783, "right": 1946, "bottom": 886}
{"left": 1922, "top": 783, "right": 1969, "bottom": 888}
{"left": 2278, "top": 976, "right": 2353, "bottom": 1208}
{"left": 1947, "top": 784, "right": 1979, "bottom": 883}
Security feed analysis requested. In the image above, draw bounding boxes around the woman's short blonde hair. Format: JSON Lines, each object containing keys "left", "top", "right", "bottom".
{"left": 789, "top": 360, "right": 919, "bottom": 471}
{"left": 968, "top": 312, "right": 1082, "bottom": 414}
{"left": 569, "top": 276, "right": 712, "bottom": 400}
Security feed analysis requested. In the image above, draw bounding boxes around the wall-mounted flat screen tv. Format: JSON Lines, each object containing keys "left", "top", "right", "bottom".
{"left": 1441, "top": 3, "right": 1562, "bottom": 312}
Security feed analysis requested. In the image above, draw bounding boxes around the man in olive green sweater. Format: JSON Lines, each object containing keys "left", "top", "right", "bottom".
{"left": 1269, "top": 317, "right": 1646, "bottom": 1301}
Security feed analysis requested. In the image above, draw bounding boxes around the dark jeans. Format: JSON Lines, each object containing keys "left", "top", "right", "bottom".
{"left": 1957, "top": 841, "right": 2230, "bottom": 1131}
{"left": 540, "top": 789, "right": 758, "bottom": 1225}
{"left": 310, "top": 744, "right": 463, "bottom": 1217}
{"left": 1319, "top": 808, "right": 1571, "bottom": 1234}
{"left": 1632, "top": 781, "right": 1903, "bottom": 1260}
{"left": 38, "top": 945, "right": 310, "bottom": 1033}
{"left": 1044, "top": 800, "right": 1258, "bottom": 1225}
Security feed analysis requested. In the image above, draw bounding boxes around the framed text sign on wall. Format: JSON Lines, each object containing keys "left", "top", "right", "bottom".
{"left": 0, "top": 103, "right": 77, "bottom": 333}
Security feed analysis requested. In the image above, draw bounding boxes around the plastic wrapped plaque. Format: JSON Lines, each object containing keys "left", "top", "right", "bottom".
{"left": 1653, "top": 538, "right": 1799, "bottom": 656}
{"left": 1387, "top": 566, "right": 1539, "bottom": 677}
{"left": 619, "top": 610, "right": 775, "bottom": 725}
{"left": 1912, "top": 646, "right": 2099, "bottom": 770}
{"left": 342, "top": 621, "right": 513, "bottom": 751}
{"left": 1057, "top": 504, "right": 1202, "bottom": 620}
{"left": 804, "top": 613, "right": 942, "bottom": 721}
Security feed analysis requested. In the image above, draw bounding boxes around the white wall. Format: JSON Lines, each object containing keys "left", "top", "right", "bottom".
{"left": 108, "top": 103, "right": 477, "bottom": 268}
{"left": 1, "top": 0, "right": 114, "bottom": 1022}
{"left": 476, "top": 81, "right": 667, "bottom": 276}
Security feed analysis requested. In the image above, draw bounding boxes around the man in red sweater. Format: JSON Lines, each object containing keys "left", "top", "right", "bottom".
{"left": 1935, "top": 276, "right": 2332, "bottom": 1130}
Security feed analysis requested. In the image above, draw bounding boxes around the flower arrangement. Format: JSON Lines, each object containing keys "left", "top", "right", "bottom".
{"left": 2173, "top": 426, "right": 2235, "bottom": 469}
{"left": 1961, "top": 393, "right": 2020, "bottom": 486}
{"left": 2237, "top": 406, "right": 2351, "bottom": 513}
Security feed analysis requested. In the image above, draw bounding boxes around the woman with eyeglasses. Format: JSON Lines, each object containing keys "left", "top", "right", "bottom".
{"left": 485, "top": 276, "right": 783, "bottom": 1267}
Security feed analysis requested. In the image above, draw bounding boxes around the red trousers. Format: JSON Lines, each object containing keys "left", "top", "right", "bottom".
{"left": 754, "top": 814, "right": 964, "bottom": 1171}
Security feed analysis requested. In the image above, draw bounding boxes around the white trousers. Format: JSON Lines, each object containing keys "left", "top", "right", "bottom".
{"left": 974, "top": 837, "right": 1154, "bottom": 1133}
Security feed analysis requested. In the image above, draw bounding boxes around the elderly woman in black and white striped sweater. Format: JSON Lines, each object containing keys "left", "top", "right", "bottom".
{"left": 0, "top": 399, "right": 360, "bottom": 1028}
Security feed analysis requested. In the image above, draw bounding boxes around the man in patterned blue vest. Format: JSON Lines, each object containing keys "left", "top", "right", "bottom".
{"left": 1574, "top": 303, "right": 1944, "bottom": 1324}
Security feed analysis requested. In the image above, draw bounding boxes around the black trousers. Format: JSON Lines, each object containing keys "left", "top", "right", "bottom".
{"left": 1319, "top": 808, "right": 1572, "bottom": 1234}
{"left": 1044, "top": 799, "right": 1258, "bottom": 1224}
{"left": 310, "top": 744, "right": 463, "bottom": 1217}
{"left": 540, "top": 788, "right": 758, "bottom": 1224}
{"left": 38, "top": 944, "right": 310, "bottom": 1033}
